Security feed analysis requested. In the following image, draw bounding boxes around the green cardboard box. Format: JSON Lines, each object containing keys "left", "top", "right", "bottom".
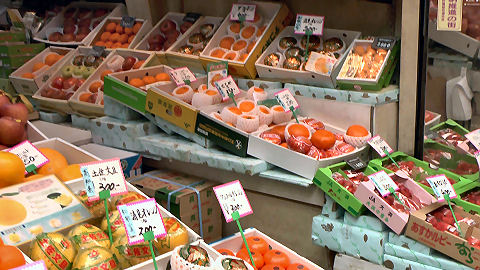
{"left": 430, "top": 119, "right": 470, "bottom": 135}
{"left": 0, "top": 31, "right": 26, "bottom": 43}
{"left": 0, "top": 43, "right": 44, "bottom": 58}
{"left": 0, "top": 55, "right": 35, "bottom": 69}
{"left": 369, "top": 152, "right": 472, "bottom": 195}
{"left": 314, "top": 162, "right": 377, "bottom": 217}
{"left": 453, "top": 182, "right": 480, "bottom": 215}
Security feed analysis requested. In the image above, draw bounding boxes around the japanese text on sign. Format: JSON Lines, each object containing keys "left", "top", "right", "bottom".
{"left": 214, "top": 75, "right": 240, "bottom": 101}
{"left": 7, "top": 140, "right": 49, "bottom": 175}
{"left": 230, "top": 4, "right": 256, "bottom": 21}
{"left": 169, "top": 67, "right": 197, "bottom": 86}
{"left": 367, "top": 135, "right": 393, "bottom": 157}
{"left": 426, "top": 174, "right": 457, "bottom": 201}
{"left": 346, "top": 157, "right": 367, "bottom": 171}
{"left": 81, "top": 158, "right": 128, "bottom": 201}
{"left": 372, "top": 37, "right": 396, "bottom": 51}
{"left": 368, "top": 170, "right": 399, "bottom": 197}
{"left": 275, "top": 89, "right": 299, "bottom": 112}
{"left": 117, "top": 198, "right": 167, "bottom": 245}
{"left": 213, "top": 180, "right": 253, "bottom": 222}
{"left": 294, "top": 14, "right": 324, "bottom": 36}
{"left": 465, "top": 129, "right": 480, "bottom": 150}
{"left": 11, "top": 260, "right": 48, "bottom": 270}
{"left": 437, "top": 0, "right": 462, "bottom": 31}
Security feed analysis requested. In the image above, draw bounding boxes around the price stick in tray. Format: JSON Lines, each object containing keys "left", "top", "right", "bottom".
{"left": 118, "top": 198, "right": 167, "bottom": 270}
{"left": 367, "top": 135, "right": 399, "bottom": 168}
{"left": 169, "top": 66, "right": 197, "bottom": 86}
{"left": 214, "top": 180, "right": 255, "bottom": 268}
{"left": 275, "top": 88, "right": 299, "bottom": 123}
{"left": 81, "top": 158, "right": 128, "bottom": 243}
{"left": 230, "top": 3, "right": 256, "bottom": 24}
{"left": 294, "top": 14, "right": 324, "bottom": 61}
{"left": 215, "top": 75, "right": 240, "bottom": 106}
{"left": 7, "top": 140, "right": 49, "bottom": 175}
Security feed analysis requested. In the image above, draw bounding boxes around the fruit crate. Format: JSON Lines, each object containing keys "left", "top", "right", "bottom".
{"left": 88, "top": 17, "right": 152, "bottom": 49}
{"left": 369, "top": 151, "right": 473, "bottom": 195}
{"left": 430, "top": 119, "right": 470, "bottom": 136}
{"left": 452, "top": 182, "right": 480, "bottom": 215}
{"left": 314, "top": 162, "right": 377, "bottom": 217}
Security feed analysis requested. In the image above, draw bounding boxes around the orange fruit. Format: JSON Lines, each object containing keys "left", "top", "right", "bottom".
{"left": 110, "top": 32, "right": 120, "bottom": 42}
{"left": 57, "top": 164, "right": 82, "bottom": 182}
{"left": 32, "top": 62, "right": 47, "bottom": 72}
{"left": 100, "top": 69, "right": 113, "bottom": 81}
{"left": 133, "top": 22, "right": 142, "bottom": 34}
{"left": 237, "top": 248, "right": 264, "bottom": 269}
{"left": 176, "top": 86, "right": 190, "bottom": 94}
{"left": 271, "top": 125, "right": 286, "bottom": 142}
{"left": 230, "top": 23, "right": 241, "bottom": 34}
{"left": 143, "top": 75, "right": 156, "bottom": 85}
{"left": 115, "top": 25, "right": 124, "bottom": 34}
{"left": 219, "top": 36, "right": 235, "bottom": 50}
{"left": 280, "top": 142, "right": 288, "bottom": 148}
{"left": 89, "top": 81, "right": 103, "bottom": 93}
{"left": 287, "top": 264, "right": 310, "bottom": 270}
{"left": 241, "top": 25, "right": 255, "bottom": 39}
{"left": 79, "top": 93, "right": 92, "bottom": 102}
{"left": 239, "top": 100, "right": 255, "bottom": 113}
{"left": 233, "top": 40, "right": 247, "bottom": 51}
{"left": 94, "top": 41, "right": 106, "bottom": 47}
{"left": 346, "top": 125, "right": 369, "bottom": 137}
{"left": 0, "top": 245, "right": 26, "bottom": 270}
{"left": 243, "top": 236, "right": 269, "bottom": 255}
{"left": 155, "top": 73, "right": 170, "bottom": 81}
{"left": 0, "top": 198, "right": 26, "bottom": 226}
{"left": 133, "top": 60, "right": 145, "bottom": 69}
{"left": 105, "top": 22, "right": 117, "bottom": 33}
{"left": 118, "top": 34, "right": 128, "bottom": 43}
{"left": 228, "top": 106, "right": 242, "bottom": 115}
{"left": 25, "top": 174, "right": 45, "bottom": 182}
{"left": 238, "top": 53, "right": 248, "bottom": 62}
{"left": 37, "top": 148, "right": 68, "bottom": 176}
{"left": 223, "top": 52, "right": 237, "bottom": 60}
{"left": 287, "top": 124, "right": 310, "bottom": 138}
{"left": 21, "top": 73, "right": 35, "bottom": 79}
{"left": 105, "top": 41, "right": 113, "bottom": 48}
{"left": 0, "top": 237, "right": 3, "bottom": 246}
{"left": 264, "top": 250, "right": 290, "bottom": 268}
{"left": 257, "top": 25, "right": 266, "bottom": 37}
{"left": 100, "top": 31, "right": 111, "bottom": 41}
{"left": 0, "top": 152, "right": 24, "bottom": 188}
{"left": 44, "top": 53, "right": 60, "bottom": 66}
{"left": 210, "top": 49, "right": 225, "bottom": 58}
{"left": 247, "top": 42, "right": 255, "bottom": 53}
{"left": 128, "top": 35, "right": 135, "bottom": 43}
{"left": 129, "top": 78, "right": 144, "bottom": 88}
{"left": 124, "top": 27, "right": 133, "bottom": 35}
{"left": 263, "top": 264, "right": 286, "bottom": 270}
{"left": 121, "top": 43, "right": 129, "bottom": 48}
{"left": 311, "top": 129, "right": 336, "bottom": 150}
{"left": 216, "top": 248, "right": 234, "bottom": 256}
{"left": 112, "top": 42, "right": 122, "bottom": 48}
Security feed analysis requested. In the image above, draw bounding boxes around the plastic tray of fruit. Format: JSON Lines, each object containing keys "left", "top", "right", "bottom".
{"left": 34, "top": 2, "right": 126, "bottom": 46}
{"left": 314, "top": 162, "right": 378, "bottom": 217}
{"left": 452, "top": 182, "right": 480, "bottom": 216}
{"left": 255, "top": 26, "right": 360, "bottom": 88}
{"left": 9, "top": 47, "right": 74, "bottom": 96}
{"left": 423, "top": 139, "right": 479, "bottom": 181}
{"left": 428, "top": 119, "right": 475, "bottom": 156}
{"left": 33, "top": 46, "right": 111, "bottom": 115}
{"left": 369, "top": 151, "right": 473, "bottom": 195}
{"left": 69, "top": 49, "right": 152, "bottom": 118}
{"left": 89, "top": 17, "right": 151, "bottom": 49}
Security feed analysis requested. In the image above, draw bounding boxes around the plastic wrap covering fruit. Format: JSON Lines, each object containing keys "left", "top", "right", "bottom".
{"left": 331, "top": 170, "right": 369, "bottom": 194}
{"left": 384, "top": 160, "right": 456, "bottom": 188}
{"left": 432, "top": 128, "right": 476, "bottom": 155}
{"left": 374, "top": 174, "right": 427, "bottom": 214}
{"left": 425, "top": 206, "right": 476, "bottom": 237}
{"left": 423, "top": 148, "right": 479, "bottom": 176}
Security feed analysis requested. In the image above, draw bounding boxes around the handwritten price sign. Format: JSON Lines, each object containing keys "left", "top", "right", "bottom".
{"left": 214, "top": 75, "right": 240, "bottom": 101}
{"left": 8, "top": 140, "right": 49, "bottom": 174}
{"left": 81, "top": 158, "right": 128, "bottom": 201}
{"left": 118, "top": 198, "right": 167, "bottom": 245}
{"left": 368, "top": 170, "right": 399, "bottom": 197}
{"left": 426, "top": 175, "right": 457, "bottom": 201}
{"left": 368, "top": 135, "right": 393, "bottom": 157}
{"left": 294, "top": 14, "right": 324, "bottom": 36}
{"left": 230, "top": 4, "right": 256, "bottom": 21}
{"left": 213, "top": 180, "right": 253, "bottom": 223}
{"left": 169, "top": 67, "right": 197, "bottom": 86}
{"left": 275, "top": 89, "right": 299, "bottom": 112}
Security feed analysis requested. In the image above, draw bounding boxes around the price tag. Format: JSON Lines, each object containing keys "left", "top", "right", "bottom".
{"left": 368, "top": 170, "right": 399, "bottom": 197}
{"left": 92, "top": 46, "right": 106, "bottom": 57}
{"left": 80, "top": 158, "right": 128, "bottom": 201}
{"left": 294, "top": 14, "right": 324, "bottom": 36}
{"left": 371, "top": 37, "right": 396, "bottom": 51}
{"left": 169, "top": 67, "right": 197, "bottom": 86}
{"left": 214, "top": 75, "right": 240, "bottom": 101}
{"left": 7, "top": 140, "right": 49, "bottom": 175}
{"left": 367, "top": 135, "right": 393, "bottom": 157}
{"left": 426, "top": 174, "right": 457, "bottom": 201}
{"left": 230, "top": 4, "right": 256, "bottom": 21}
{"left": 213, "top": 180, "right": 253, "bottom": 223}
{"left": 346, "top": 157, "right": 368, "bottom": 171}
{"left": 207, "top": 61, "right": 228, "bottom": 89}
{"left": 11, "top": 261, "right": 47, "bottom": 270}
{"left": 117, "top": 198, "right": 167, "bottom": 245}
{"left": 465, "top": 129, "right": 480, "bottom": 150}
{"left": 274, "top": 88, "right": 299, "bottom": 112}
{"left": 121, "top": 16, "right": 136, "bottom": 28}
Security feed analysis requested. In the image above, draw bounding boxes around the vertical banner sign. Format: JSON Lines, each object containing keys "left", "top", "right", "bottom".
{"left": 368, "top": 170, "right": 399, "bottom": 197}
{"left": 426, "top": 174, "right": 457, "bottom": 201}
{"left": 207, "top": 61, "right": 228, "bottom": 89}
{"left": 230, "top": 4, "right": 256, "bottom": 21}
{"left": 367, "top": 135, "right": 394, "bottom": 157}
{"left": 7, "top": 140, "right": 49, "bottom": 174}
{"left": 437, "top": 0, "right": 462, "bottom": 31}
{"left": 80, "top": 158, "right": 128, "bottom": 201}
{"left": 213, "top": 180, "right": 253, "bottom": 223}
{"left": 465, "top": 129, "right": 480, "bottom": 150}
{"left": 294, "top": 14, "right": 325, "bottom": 36}
{"left": 169, "top": 67, "right": 197, "bottom": 86}
{"left": 11, "top": 260, "right": 48, "bottom": 270}
{"left": 214, "top": 75, "right": 241, "bottom": 102}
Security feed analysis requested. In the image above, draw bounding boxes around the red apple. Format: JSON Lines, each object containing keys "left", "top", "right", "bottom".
{"left": 122, "top": 56, "right": 136, "bottom": 71}
{"left": 77, "top": 8, "right": 91, "bottom": 19}
{"left": 63, "top": 18, "right": 76, "bottom": 27}
{"left": 180, "top": 21, "right": 193, "bottom": 34}
{"left": 75, "top": 78, "right": 85, "bottom": 90}
{"left": 167, "top": 30, "right": 180, "bottom": 42}
{"left": 0, "top": 116, "right": 25, "bottom": 146}
{"left": 48, "top": 32, "right": 63, "bottom": 42}
{"left": 0, "top": 102, "right": 29, "bottom": 124}
{"left": 65, "top": 92, "right": 74, "bottom": 99}
{"left": 63, "top": 24, "right": 76, "bottom": 34}
{"left": 163, "top": 39, "right": 175, "bottom": 50}
{"left": 77, "top": 26, "right": 90, "bottom": 35}
{"left": 51, "top": 76, "right": 64, "bottom": 89}
{"left": 0, "top": 95, "right": 11, "bottom": 108}
{"left": 78, "top": 18, "right": 91, "bottom": 28}
{"left": 63, "top": 77, "right": 78, "bottom": 90}
{"left": 148, "top": 34, "right": 165, "bottom": 47}
{"left": 160, "top": 19, "right": 176, "bottom": 35}
{"left": 64, "top": 8, "right": 76, "bottom": 19}
{"left": 94, "top": 9, "right": 107, "bottom": 18}
{"left": 75, "top": 33, "right": 87, "bottom": 42}
{"left": 61, "top": 33, "right": 75, "bottom": 42}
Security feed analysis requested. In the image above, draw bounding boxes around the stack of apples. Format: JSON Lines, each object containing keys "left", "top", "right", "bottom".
{"left": 147, "top": 19, "right": 193, "bottom": 51}
{"left": 0, "top": 95, "right": 29, "bottom": 149}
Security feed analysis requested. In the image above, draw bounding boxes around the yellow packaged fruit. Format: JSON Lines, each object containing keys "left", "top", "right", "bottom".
{"left": 111, "top": 234, "right": 155, "bottom": 268}
{"left": 154, "top": 217, "right": 189, "bottom": 254}
{"left": 30, "top": 232, "right": 76, "bottom": 270}
{"left": 77, "top": 190, "right": 110, "bottom": 217}
{"left": 68, "top": 224, "right": 111, "bottom": 250}
{"left": 101, "top": 210, "right": 126, "bottom": 240}
{"left": 72, "top": 246, "right": 121, "bottom": 270}
{"left": 110, "top": 191, "right": 146, "bottom": 207}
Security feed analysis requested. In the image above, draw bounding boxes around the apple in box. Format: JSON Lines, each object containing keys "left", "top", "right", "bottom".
{"left": 0, "top": 94, "right": 29, "bottom": 148}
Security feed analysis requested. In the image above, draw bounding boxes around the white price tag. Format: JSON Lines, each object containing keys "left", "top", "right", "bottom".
{"left": 465, "top": 129, "right": 480, "bottom": 150}
{"left": 275, "top": 88, "right": 299, "bottom": 112}
{"left": 117, "top": 198, "right": 167, "bottom": 245}
{"left": 213, "top": 180, "right": 253, "bottom": 222}
{"left": 294, "top": 14, "right": 325, "bottom": 36}
{"left": 214, "top": 75, "right": 241, "bottom": 101}
{"left": 367, "top": 135, "right": 393, "bottom": 157}
{"left": 169, "top": 67, "right": 197, "bottom": 86}
{"left": 368, "top": 170, "right": 399, "bottom": 197}
{"left": 7, "top": 140, "right": 49, "bottom": 174}
{"left": 80, "top": 158, "right": 128, "bottom": 201}
{"left": 426, "top": 174, "right": 457, "bottom": 201}
{"left": 230, "top": 4, "right": 256, "bottom": 21}
{"left": 11, "top": 261, "right": 48, "bottom": 270}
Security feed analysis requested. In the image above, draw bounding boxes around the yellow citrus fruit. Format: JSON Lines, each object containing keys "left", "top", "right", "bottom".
{"left": 57, "top": 164, "right": 82, "bottom": 182}
{"left": 37, "top": 148, "right": 68, "bottom": 177}
{"left": 0, "top": 198, "right": 27, "bottom": 226}
{"left": 0, "top": 152, "right": 25, "bottom": 188}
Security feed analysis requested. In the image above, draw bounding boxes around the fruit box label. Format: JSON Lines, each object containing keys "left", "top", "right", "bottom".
{"left": 104, "top": 76, "right": 146, "bottom": 114}
{"left": 145, "top": 89, "right": 197, "bottom": 133}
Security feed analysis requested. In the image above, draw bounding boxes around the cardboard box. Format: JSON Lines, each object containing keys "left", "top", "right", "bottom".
{"left": 213, "top": 228, "right": 324, "bottom": 269}
{"left": 200, "top": 2, "right": 291, "bottom": 79}
{"left": 405, "top": 201, "right": 480, "bottom": 269}
{"left": 0, "top": 43, "right": 45, "bottom": 59}
{"left": 388, "top": 232, "right": 432, "bottom": 255}
{"left": 71, "top": 114, "right": 92, "bottom": 130}
{"left": 38, "top": 111, "right": 68, "bottom": 123}
{"left": 314, "top": 162, "right": 376, "bottom": 217}
{"left": 33, "top": 2, "right": 126, "bottom": 46}
{"left": 383, "top": 254, "right": 443, "bottom": 270}
{"left": 69, "top": 49, "right": 152, "bottom": 117}
{"left": 26, "top": 121, "right": 48, "bottom": 143}
{"left": 103, "top": 95, "right": 143, "bottom": 121}
{"left": 165, "top": 16, "right": 223, "bottom": 73}
{"left": 453, "top": 182, "right": 480, "bottom": 216}
{"left": 343, "top": 212, "right": 387, "bottom": 232}
{"left": 430, "top": 119, "right": 470, "bottom": 136}
{"left": 354, "top": 172, "right": 436, "bottom": 234}
{"left": 342, "top": 222, "right": 388, "bottom": 264}
{"left": 369, "top": 151, "right": 473, "bottom": 195}
{"left": 9, "top": 47, "right": 74, "bottom": 96}
{"left": 179, "top": 207, "right": 222, "bottom": 244}
{"left": 88, "top": 17, "right": 151, "bottom": 49}
{"left": 255, "top": 26, "right": 360, "bottom": 88}
{"left": 0, "top": 31, "right": 26, "bottom": 43}
{"left": 80, "top": 143, "right": 142, "bottom": 179}
{"left": 30, "top": 120, "right": 92, "bottom": 146}
{"left": 425, "top": 110, "right": 441, "bottom": 135}
{"left": 321, "top": 194, "right": 345, "bottom": 219}
{"left": 312, "top": 214, "right": 345, "bottom": 253}
{"left": 104, "top": 65, "right": 175, "bottom": 114}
